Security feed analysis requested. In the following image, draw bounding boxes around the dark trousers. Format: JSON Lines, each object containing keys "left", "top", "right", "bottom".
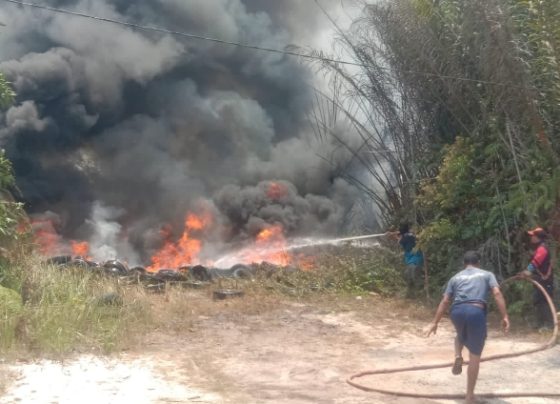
{"left": 404, "top": 264, "right": 423, "bottom": 289}
{"left": 533, "top": 280, "right": 554, "bottom": 328}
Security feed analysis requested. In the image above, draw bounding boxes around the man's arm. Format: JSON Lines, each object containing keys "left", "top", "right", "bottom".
{"left": 519, "top": 269, "right": 533, "bottom": 278}
{"left": 492, "top": 287, "right": 510, "bottom": 332}
{"left": 426, "top": 294, "right": 451, "bottom": 337}
{"left": 520, "top": 245, "right": 547, "bottom": 277}
{"left": 520, "top": 264, "right": 536, "bottom": 278}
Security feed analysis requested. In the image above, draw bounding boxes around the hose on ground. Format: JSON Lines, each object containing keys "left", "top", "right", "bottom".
{"left": 347, "top": 276, "right": 559, "bottom": 399}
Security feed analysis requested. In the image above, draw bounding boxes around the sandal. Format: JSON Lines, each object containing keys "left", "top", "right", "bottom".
{"left": 452, "top": 356, "right": 463, "bottom": 375}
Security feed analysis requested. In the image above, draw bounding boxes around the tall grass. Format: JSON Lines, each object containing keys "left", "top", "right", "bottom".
{"left": 0, "top": 256, "right": 149, "bottom": 356}
{"left": 0, "top": 244, "right": 408, "bottom": 356}
{"left": 250, "top": 245, "right": 406, "bottom": 297}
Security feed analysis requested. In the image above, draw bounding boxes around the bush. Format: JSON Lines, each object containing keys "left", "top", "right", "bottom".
{"left": 0, "top": 257, "right": 149, "bottom": 356}
{"left": 0, "top": 285, "right": 22, "bottom": 350}
{"left": 254, "top": 245, "right": 406, "bottom": 297}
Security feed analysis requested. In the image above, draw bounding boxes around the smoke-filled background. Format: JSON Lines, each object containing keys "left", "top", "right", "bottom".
{"left": 0, "top": 0, "right": 375, "bottom": 265}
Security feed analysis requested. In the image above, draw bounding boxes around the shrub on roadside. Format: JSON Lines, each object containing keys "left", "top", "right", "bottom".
{"left": 0, "top": 257, "right": 149, "bottom": 356}
{"left": 0, "top": 285, "right": 22, "bottom": 351}
{"left": 255, "top": 245, "right": 406, "bottom": 297}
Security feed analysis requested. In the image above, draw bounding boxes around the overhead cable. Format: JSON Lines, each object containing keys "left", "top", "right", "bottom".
{"left": 1, "top": 0, "right": 523, "bottom": 88}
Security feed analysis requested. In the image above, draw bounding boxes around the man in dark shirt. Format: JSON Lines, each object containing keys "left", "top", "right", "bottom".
{"left": 521, "top": 227, "right": 554, "bottom": 329}
{"left": 426, "top": 251, "right": 509, "bottom": 404}
{"left": 394, "top": 223, "right": 424, "bottom": 294}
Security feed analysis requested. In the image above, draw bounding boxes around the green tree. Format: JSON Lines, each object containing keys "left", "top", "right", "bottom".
{"left": 0, "top": 73, "right": 24, "bottom": 252}
{"left": 317, "top": 0, "right": 560, "bottom": 290}
{"left": 0, "top": 73, "right": 14, "bottom": 109}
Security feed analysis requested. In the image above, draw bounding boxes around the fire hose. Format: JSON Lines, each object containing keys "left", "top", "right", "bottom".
{"left": 347, "top": 276, "right": 560, "bottom": 399}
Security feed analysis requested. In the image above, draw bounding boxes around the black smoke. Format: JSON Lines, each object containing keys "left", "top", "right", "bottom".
{"left": 0, "top": 0, "right": 368, "bottom": 264}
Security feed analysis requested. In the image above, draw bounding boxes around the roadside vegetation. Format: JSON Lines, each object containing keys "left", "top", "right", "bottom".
{"left": 314, "top": 0, "right": 560, "bottom": 301}
{"left": 255, "top": 245, "right": 405, "bottom": 297}
{"left": 0, "top": 243, "right": 405, "bottom": 356}
{"left": 0, "top": 258, "right": 149, "bottom": 356}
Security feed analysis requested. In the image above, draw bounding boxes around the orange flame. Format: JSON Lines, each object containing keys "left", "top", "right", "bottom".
{"left": 29, "top": 207, "right": 316, "bottom": 272}
{"left": 231, "top": 224, "right": 291, "bottom": 267}
{"left": 256, "top": 224, "right": 284, "bottom": 244}
{"left": 147, "top": 212, "right": 211, "bottom": 272}
{"left": 253, "top": 225, "right": 315, "bottom": 269}
{"left": 186, "top": 211, "right": 212, "bottom": 231}
{"left": 294, "top": 253, "right": 315, "bottom": 271}
{"left": 266, "top": 182, "right": 288, "bottom": 200}
{"left": 71, "top": 241, "right": 90, "bottom": 258}
{"left": 31, "top": 218, "right": 64, "bottom": 256}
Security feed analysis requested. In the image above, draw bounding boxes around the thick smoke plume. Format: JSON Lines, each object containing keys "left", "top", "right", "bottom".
{"left": 0, "top": 0, "right": 368, "bottom": 265}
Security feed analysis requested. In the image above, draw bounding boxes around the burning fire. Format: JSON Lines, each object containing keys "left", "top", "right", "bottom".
{"left": 219, "top": 223, "right": 314, "bottom": 270}
{"left": 30, "top": 207, "right": 315, "bottom": 272}
{"left": 255, "top": 225, "right": 316, "bottom": 270}
{"left": 31, "top": 218, "right": 64, "bottom": 256}
{"left": 254, "top": 224, "right": 291, "bottom": 266}
{"left": 256, "top": 224, "right": 284, "bottom": 244}
{"left": 293, "top": 253, "right": 315, "bottom": 271}
{"left": 147, "top": 212, "right": 210, "bottom": 272}
{"left": 31, "top": 218, "right": 93, "bottom": 260}
{"left": 185, "top": 211, "right": 212, "bottom": 231}
{"left": 71, "top": 241, "right": 90, "bottom": 258}
{"left": 266, "top": 182, "right": 288, "bottom": 200}
{"left": 148, "top": 217, "right": 315, "bottom": 271}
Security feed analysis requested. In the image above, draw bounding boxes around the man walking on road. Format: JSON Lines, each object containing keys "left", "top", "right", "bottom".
{"left": 426, "top": 251, "right": 509, "bottom": 404}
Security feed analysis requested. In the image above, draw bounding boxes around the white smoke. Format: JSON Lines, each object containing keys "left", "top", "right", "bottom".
{"left": 84, "top": 202, "right": 140, "bottom": 265}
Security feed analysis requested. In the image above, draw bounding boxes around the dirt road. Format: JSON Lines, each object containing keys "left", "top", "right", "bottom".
{"left": 1, "top": 293, "right": 558, "bottom": 403}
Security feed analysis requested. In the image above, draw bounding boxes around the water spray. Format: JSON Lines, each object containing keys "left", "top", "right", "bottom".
{"left": 309, "top": 232, "right": 390, "bottom": 244}
{"left": 212, "top": 232, "right": 390, "bottom": 268}
{"left": 285, "top": 232, "right": 390, "bottom": 250}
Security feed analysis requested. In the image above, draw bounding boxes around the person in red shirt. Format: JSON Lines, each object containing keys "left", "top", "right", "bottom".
{"left": 521, "top": 227, "right": 554, "bottom": 329}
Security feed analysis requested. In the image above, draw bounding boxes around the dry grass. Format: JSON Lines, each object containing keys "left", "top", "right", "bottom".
{"left": 138, "top": 244, "right": 408, "bottom": 334}
{"left": 142, "top": 280, "right": 284, "bottom": 334}
{"left": 0, "top": 245, "right": 414, "bottom": 357}
{"left": 0, "top": 258, "right": 150, "bottom": 358}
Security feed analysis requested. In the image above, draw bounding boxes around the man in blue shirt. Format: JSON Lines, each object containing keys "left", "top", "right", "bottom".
{"left": 395, "top": 223, "right": 424, "bottom": 295}
{"left": 426, "top": 251, "right": 509, "bottom": 404}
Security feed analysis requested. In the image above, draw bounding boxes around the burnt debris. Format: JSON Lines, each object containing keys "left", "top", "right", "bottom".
{"left": 44, "top": 257, "right": 282, "bottom": 291}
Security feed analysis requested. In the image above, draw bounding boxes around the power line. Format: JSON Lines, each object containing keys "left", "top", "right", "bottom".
{"left": 1, "top": 0, "right": 523, "bottom": 89}
{"left": 1, "top": 0, "right": 363, "bottom": 67}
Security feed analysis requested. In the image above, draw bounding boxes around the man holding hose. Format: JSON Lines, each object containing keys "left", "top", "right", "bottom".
{"left": 521, "top": 227, "right": 554, "bottom": 330}
{"left": 388, "top": 223, "right": 424, "bottom": 296}
{"left": 426, "top": 251, "right": 509, "bottom": 404}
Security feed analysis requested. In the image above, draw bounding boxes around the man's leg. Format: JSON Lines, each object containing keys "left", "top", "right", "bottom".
{"left": 414, "top": 264, "right": 424, "bottom": 289}
{"left": 533, "top": 285, "right": 547, "bottom": 328}
{"left": 404, "top": 265, "right": 416, "bottom": 297}
{"left": 452, "top": 335, "right": 464, "bottom": 375}
{"left": 543, "top": 283, "right": 555, "bottom": 328}
{"left": 466, "top": 352, "right": 481, "bottom": 403}
{"left": 454, "top": 335, "right": 464, "bottom": 358}
{"left": 536, "top": 301, "right": 552, "bottom": 329}
{"left": 533, "top": 288, "right": 554, "bottom": 329}
{"left": 450, "top": 307, "right": 465, "bottom": 375}
{"left": 463, "top": 306, "right": 486, "bottom": 403}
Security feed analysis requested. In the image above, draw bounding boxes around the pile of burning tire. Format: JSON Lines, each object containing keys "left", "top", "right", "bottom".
{"left": 45, "top": 256, "right": 278, "bottom": 292}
